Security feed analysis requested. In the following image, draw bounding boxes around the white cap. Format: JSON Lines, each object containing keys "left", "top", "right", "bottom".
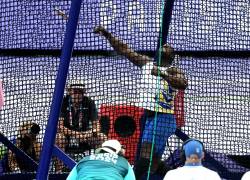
{"left": 96, "top": 140, "right": 122, "bottom": 155}
{"left": 68, "top": 79, "right": 85, "bottom": 89}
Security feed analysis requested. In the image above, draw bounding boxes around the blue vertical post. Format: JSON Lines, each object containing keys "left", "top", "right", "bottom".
{"left": 160, "top": 0, "right": 175, "bottom": 43}
{"left": 36, "top": 0, "right": 83, "bottom": 179}
{"left": 155, "top": 0, "right": 176, "bottom": 62}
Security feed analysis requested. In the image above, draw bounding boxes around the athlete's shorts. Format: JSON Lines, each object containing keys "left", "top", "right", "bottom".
{"left": 141, "top": 112, "right": 176, "bottom": 156}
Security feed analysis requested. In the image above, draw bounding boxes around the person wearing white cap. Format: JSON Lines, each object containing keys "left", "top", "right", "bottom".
{"left": 55, "top": 79, "right": 107, "bottom": 171}
{"left": 66, "top": 139, "right": 136, "bottom": 180}
{"left": 241, "top": 171, "right": 250, "bottom": 180}
{"left": 163, "top": 139, "right": 221, "bottom": 180}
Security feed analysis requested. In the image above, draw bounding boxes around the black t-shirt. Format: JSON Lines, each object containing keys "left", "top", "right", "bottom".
{"left": 15, "top": 137, "right": 38, "bottom": 172}
{"left": 60, "top": 95, "right": 98, "bottom": 132}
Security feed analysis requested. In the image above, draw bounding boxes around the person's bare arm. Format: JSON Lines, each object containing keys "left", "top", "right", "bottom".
{"left": 8, "top": 139, "right": 21, "bottom": 172}
{"left": 34, "top": 141, "right": 41, "bottom": 161}
{"left": 58, "top": 119, "right": 100, "bottom": 141}
{"left": 89, "top": 120, "right": 107, "bottom": 143}
{"left": 58, "top": 119, "right": 84, "bottom": 138}
{"left": 94, "top": 26, "right": 151, "bottom": 68}
{"left": 152, "top": 66, "right": 188, "bottom": 90}
{"left": 8, "top": 150, "right": 19, "bottom": 172}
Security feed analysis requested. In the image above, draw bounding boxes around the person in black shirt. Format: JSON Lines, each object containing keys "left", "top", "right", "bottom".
{"left": 61, "top": 83, "right": 98, "bottom": 133}
{"left": 56, "top": 80, "right": 107, "bottom": 171}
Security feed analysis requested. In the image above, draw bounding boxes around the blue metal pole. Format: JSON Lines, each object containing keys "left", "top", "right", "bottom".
{"left": 155, "top": 0, "right": 176, "bottom": 62}
{"left": 36, "top": 0, "right": 83, "bottom": 179}
{"left": 160, "top": 0, "right": 175, "bottom": 44}
{"left": 0, "top": 133, "right": 38, "bottom": 168}
{"left": 52, "top": 145, "right": 76, "bottom": 169}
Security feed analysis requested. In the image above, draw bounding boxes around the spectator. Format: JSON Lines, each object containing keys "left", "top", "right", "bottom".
{"left": 66, "top": 139, "right": 135, "bottom": 180}
{"left": 55, "top": 80, "right": 107, "bottom": 171}
{"left": 241, "top": 171, "right": 250, "bottom": 180}
{"left": 94, "top": 26, "right": 188, "bottom": 179}
{"left": 163, "top": 139, "right": 221, "bottom": 180}
{"left": 8, "top": 121, "right": 41, "bottom": 172}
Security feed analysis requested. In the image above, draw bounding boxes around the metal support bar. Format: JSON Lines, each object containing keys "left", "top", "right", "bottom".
{"left": 36, "top": 0, "right": 83, "bottom": 179}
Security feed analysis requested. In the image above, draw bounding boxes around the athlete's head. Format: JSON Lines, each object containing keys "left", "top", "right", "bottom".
{"left": 158, "top": 44, "right": 175, "bottom": 67}
{"left": 96, "top": 139, "right": 125, "bottom": 156}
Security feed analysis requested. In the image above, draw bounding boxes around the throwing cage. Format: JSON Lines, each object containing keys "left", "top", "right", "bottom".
{"left": 0, "top": 0, "right": 249, "bottom": 179}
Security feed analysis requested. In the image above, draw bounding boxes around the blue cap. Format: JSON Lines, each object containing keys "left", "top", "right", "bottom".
{"left": 183, "top": 140, "right": 203, "bottom": 159}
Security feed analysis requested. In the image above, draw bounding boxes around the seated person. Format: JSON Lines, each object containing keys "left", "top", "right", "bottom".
{"left": 67, "top": 139, "right": 135, "bottom": 180}
{"left": 8, "top": 121, "right": 41, "bottom": 172}
{"left": 55, "top": 80, "right": 107, "bottom": 171}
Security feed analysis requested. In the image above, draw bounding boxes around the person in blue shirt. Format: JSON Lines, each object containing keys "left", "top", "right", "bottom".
{"left": 67, "top": 139, "right": 136, "bottom": 180}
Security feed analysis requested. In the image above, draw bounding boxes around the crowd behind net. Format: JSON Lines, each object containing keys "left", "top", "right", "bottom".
{"left": 0, "top": 0, "right": 250, "bottom": 178}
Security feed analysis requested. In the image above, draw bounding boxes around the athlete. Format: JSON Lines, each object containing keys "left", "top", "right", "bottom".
{"left": 94, "top": 26, "right": 188, "bottom": 179}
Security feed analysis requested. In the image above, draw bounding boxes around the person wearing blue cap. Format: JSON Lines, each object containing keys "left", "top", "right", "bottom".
{"left": 163, "top": 139, "right": 221, "bottom": 180}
